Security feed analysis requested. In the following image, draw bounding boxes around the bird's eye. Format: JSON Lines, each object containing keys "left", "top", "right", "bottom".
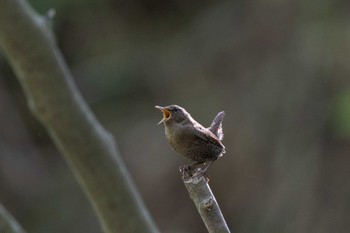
{"left": 173, "top": 107, "right": 178, "bottom": 112}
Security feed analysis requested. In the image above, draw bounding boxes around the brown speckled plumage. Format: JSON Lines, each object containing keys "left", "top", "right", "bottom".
{"left": 155, "top": 105, "right": 225, "bottom": 166}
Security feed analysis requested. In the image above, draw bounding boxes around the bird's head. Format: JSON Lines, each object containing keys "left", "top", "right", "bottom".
{"left": 155, "top": 105, "right": 188, "bottom": 125}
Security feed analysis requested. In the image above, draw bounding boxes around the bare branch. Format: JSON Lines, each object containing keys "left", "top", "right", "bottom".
{"left": 0, "top": 204, "right": 27, "bottom": 233}
{"left": 182, "top": 171, "right": 231, "bottom": 233}
{"left": 0, "top": 0, "right": 159, "bottom": 232}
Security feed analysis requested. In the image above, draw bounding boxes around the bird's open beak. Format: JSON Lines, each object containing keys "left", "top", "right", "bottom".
{"left": 155, "top": 106, "right": 171, "bottom": 125}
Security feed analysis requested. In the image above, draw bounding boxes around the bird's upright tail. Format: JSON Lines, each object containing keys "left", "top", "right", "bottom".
{"left": 208, "top": 111, "right": 225, "bottom": 140}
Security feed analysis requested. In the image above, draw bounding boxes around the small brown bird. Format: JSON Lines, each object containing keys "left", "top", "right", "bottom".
{"left": 155, "top": 105, "right": 225, "bottom": 175}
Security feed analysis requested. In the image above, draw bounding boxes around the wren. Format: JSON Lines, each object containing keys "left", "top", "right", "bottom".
{"left": 155, "top": 105, "right": 225, "bottom": 176}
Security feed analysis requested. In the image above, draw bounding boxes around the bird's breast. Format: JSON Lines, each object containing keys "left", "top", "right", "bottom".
{"left": 165, "top": 124, "right": 190, "bottom": 153}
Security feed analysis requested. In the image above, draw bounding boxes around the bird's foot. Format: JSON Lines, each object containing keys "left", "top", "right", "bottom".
{"left": 179, "top": 164, "right": 196, "bottom": 177}
{"left": 179, "top": 164, "right": 210, "bottom": 182}
{"left": 192, "top": 169, "right": 210, "bottom": 182}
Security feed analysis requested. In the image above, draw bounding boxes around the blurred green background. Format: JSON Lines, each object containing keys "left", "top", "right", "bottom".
{"left": 1, "top": 0, "right": 350, "bottom": 232}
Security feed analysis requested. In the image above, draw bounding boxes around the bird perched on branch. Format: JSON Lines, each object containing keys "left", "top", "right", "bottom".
{"left": 155, "top": 105, "right": 225, "bottom": 176}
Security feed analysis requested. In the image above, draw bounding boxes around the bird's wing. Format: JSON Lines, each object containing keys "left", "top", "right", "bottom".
{"left": 207, "top": 111, "right": 225, "bottom": 140}
{"left": 193, "top": 125, "right": 225, "bottom": 149}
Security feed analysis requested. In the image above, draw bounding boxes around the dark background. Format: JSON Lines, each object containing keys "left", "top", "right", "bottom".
{"left": 1, "top": 0, "right": 350, "bottom": 232}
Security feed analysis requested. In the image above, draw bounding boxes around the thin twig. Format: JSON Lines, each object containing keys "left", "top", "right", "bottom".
{"left": 182, "top": 169, "right": 231, "bottom": 233}
{"left": 0, "top": 0, "right": 158, "bottom": 232}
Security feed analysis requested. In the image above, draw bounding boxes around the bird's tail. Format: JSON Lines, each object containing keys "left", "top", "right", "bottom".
{"left": 208, "top": 111, "right": 225, "bottom": 140}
